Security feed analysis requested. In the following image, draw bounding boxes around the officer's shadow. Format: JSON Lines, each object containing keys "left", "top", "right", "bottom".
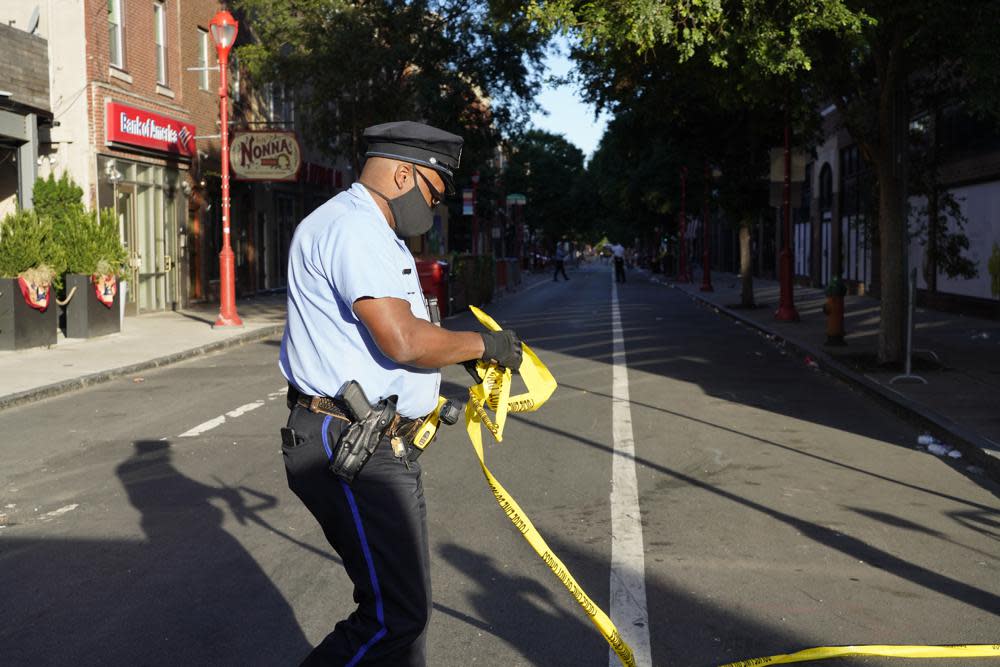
{"left": 113, "top": 440, "right": 312, "bottom": 665}
{"left": 436, "top": 543, "right": 606, "bottom": 666}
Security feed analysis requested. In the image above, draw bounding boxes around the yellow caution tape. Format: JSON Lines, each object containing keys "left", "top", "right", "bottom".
{"left": 718, "top": 644, "right": 1000, "bottom": 666}
{"left": 465, "top": 306, "right": 636, "bottom": 667}
{"left": 463, "top": 307, "right": 997, "bottom": 667}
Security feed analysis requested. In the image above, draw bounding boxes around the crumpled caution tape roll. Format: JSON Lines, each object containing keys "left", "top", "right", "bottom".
{"left": 718, "top": 644, "right": 1000, "bottom": 666}
{"left": 465, "top": 306, "right": 636, "bottom": 667}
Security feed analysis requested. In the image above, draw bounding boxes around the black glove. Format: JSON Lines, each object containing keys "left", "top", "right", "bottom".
{"left": 479, "top": 329, "right": 523, "bottom": 371}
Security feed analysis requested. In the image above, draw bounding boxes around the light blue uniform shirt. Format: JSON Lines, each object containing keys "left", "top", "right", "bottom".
{"left": 279, "top": 183, "right": 440, "bottom": 418}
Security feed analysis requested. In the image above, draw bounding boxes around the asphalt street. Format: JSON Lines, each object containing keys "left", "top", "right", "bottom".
{"left": 1, "top": 263, "right": 997, "bottom": 666}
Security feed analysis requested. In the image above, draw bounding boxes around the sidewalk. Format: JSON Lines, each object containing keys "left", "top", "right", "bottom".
{"left": 0, "top": 293, "right": 287, "bottom": 411}
{"left": 0, "top": 268, "right": 554, "bottom": 412}
{"left": 669, "top": 272, "right": 1000, "bottom": 477}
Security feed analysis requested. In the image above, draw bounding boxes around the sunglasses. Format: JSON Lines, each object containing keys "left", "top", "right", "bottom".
{"left": 415, "top": 168, "right": 443, "bottom": 208}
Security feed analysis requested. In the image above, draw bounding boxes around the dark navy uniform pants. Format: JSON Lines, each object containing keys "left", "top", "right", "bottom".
{"left": 282, "top": 406, "right": 431, "bottom": 666}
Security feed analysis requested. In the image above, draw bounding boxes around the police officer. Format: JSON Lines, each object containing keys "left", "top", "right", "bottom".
{"left": 279, "top": 121, "right": 523, "bottom": 666}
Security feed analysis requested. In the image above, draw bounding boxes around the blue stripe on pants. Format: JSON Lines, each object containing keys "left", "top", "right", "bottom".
{"left": 340, "top": 479, "right": 388, "bottom": 666}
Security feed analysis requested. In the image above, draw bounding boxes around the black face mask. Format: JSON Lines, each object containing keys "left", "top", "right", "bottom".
{"left": 365, "top": 177, "right": 435, "bottom": 239}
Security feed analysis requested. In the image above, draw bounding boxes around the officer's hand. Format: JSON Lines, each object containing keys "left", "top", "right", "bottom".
{"left": 479, "top": 330, "right": 523, "bottom": 372}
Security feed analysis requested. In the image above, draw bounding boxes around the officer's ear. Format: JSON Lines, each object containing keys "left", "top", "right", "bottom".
{"left": 393, "top": 163, "right": 413, "bottom": 192}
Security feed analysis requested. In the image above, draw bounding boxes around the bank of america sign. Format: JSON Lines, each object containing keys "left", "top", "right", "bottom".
{"left": 105, "top": 101, "right": 195, "bottom": 157}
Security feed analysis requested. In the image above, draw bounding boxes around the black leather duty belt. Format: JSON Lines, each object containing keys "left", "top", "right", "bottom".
{"left": 288, "top": 384, "right": 420, "bottom": 441}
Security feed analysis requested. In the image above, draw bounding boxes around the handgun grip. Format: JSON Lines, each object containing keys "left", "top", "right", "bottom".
{"left": 338, "top": 380, "right": 372, "bottom": 421}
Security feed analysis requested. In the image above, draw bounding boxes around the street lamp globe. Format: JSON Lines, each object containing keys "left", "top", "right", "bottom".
{"left": 209, "top": 10, "right": 238, "bottom": 57}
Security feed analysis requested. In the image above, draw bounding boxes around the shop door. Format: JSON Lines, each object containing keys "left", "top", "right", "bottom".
{"left": 119, "top": 184, "right": 140, "bottom": 316}
{"left": 134, "top": 185, "right": 175, "bottom": 311}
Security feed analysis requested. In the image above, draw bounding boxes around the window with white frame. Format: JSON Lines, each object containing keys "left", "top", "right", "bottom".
{"left": 154, "top": 2, "right": 168, "bottom": 86}
{"left": 108, "top": 0, "right": 125, "bottom": 68}
{"left": 267, "top": 83, "right": 295, "bottom": 126}
{"left": 198, "top": 28, "right": 210, "bottom": 90}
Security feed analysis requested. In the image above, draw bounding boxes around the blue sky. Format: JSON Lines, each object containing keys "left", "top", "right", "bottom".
{"left": 528, "top": 40, "right": 609, "bottom": 160}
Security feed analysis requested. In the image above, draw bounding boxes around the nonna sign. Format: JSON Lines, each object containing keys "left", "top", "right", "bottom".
{"left": 229, "top": 131, "right": 302, "bottom": 181}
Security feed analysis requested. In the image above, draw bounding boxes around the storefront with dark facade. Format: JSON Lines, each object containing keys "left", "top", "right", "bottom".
{"left": 0, "top": 23, "right": 51, "bottom": 216}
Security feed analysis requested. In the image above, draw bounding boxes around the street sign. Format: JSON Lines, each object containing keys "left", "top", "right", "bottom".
{"left": 229, "top": 131, "right": 301, "bottom": 181}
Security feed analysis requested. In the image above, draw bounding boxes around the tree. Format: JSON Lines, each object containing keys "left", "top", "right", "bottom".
{"left": 806, "top": 0, "right": 1000, "bottom": 362}
{"left": 571, "top": 32, "right": 795, "bottom": 306}
{"left": 235, "top": 0, "right": 548, "bottom": 175}
{"left": 502, "top": 130, "right": 588, "bottom": 244}
{"left": 531, "top": 0, "right": 1000, "bottom": 364}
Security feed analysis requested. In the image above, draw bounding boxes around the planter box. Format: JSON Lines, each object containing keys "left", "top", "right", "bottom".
{"left": 63, "top": 273, "right": 121, "bottom": 339}
{"left": 0, "top": 277, "right": 58, "bottom": 350}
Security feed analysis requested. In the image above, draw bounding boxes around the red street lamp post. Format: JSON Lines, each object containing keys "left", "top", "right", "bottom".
{"left": 700, "top": 160, "right": 714, "bottom": 292}
{"left": 471, "top": 170, "right": 480, "bottom": 255}
{"left": 774, "top": 98, "right": 800, "bottom": 321}
{"left": 210, "top": 10, "right": 242, "bottom": 327}
{"left": 678, "top": 166, "right": 691, "bottom": 283}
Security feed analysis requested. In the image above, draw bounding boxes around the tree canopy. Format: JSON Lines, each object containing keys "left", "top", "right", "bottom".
{"left": 234, "top": 0, "right": 549, "bottom": 175}
{"left": 502, "top": 129, "right": 590, "bottom": 244}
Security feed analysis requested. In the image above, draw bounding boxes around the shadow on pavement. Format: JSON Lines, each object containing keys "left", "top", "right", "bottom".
{"left": 436, "top": 535, "right": 881, "bottom": 666}
{"left": 509, "top": 414, "right": 1000, "bottom": 620}
{"left": 0, "top": 439, "right": 312, "bottom": 666}
{"left": 493, "top": 269, "right": 1000, "bottom": 497}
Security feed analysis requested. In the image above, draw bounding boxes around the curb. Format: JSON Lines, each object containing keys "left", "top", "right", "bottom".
{"left": 676, "top": 287, "right": 1000, "bottom": 482}
{"left": 0, "top": 324, "right": 284, "bottom": 412}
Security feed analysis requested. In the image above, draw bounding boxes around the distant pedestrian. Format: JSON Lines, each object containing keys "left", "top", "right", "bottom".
{"left": 553, "top": 243, "right": 570, "bottom": 281}
{"left": 613, "top": 243, "right": 626, "bottom": 283}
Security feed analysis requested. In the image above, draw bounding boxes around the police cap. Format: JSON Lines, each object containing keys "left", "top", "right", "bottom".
{"left": 364, "top": 121, "right": 463, "bottom": 194}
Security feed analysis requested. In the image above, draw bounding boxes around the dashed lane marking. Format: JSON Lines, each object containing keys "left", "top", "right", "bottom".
{"left": 178, "top": 415, "right": 227, "bottom": 438}
{"left": 226, "top": 401, "right": 265, "bottom": 418}
{"left": 39, "top": 504, "right": 79, "bottom": 521}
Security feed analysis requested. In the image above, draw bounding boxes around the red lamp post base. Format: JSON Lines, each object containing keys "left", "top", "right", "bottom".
{"left": 774, "top": 248, "right": 799, "bottom": 321}
{"left": 213, "top": 313, "right": 244, "bottom": 327}
{"left": 213, "top": 246, "right": 243, "bottom": 328}
{"left": 677, "top": 243, "right": 691, "bottom": 283}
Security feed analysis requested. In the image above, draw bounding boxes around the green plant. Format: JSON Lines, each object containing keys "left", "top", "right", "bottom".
{"left": 57, "top": 207, "right": 127, "bottom": 278}
{"left": 33, "top": 172, "right": 85, "bottom": 222}
{"left": 989, "top": 243, "right": 1000, "bottom": 298}
{"left": 0, "top": 210, "right": 66, "bottom": 288}
{"left": 37, "top": 173, "right": 126, "bottom": 280}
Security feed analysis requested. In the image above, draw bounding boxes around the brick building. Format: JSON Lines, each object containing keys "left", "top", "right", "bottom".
{"left": 0, "top": 0, "right": 347, "bottom": 315}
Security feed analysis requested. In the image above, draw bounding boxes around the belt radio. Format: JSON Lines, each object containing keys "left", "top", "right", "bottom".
{"left": 408, "top": 397, "right": 462, "bottom": 460}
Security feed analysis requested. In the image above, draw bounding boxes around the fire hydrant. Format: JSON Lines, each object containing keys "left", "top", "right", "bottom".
{"left": 823, "top": 276, "right": 847, "bottom": 346}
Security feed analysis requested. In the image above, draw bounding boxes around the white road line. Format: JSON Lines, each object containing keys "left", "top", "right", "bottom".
{"left": 610, "top": 270, "right": 652, "bottom": 667}
{"left": 178, "top": 415, "right": 226, "bottom": 438}
{"left": 178, "top": 399, "right": 268, "bottom": 438}
{"left": 40, "top": 504, "right": 79, "bottom": 521}
{"left": 226, "top": 401, "right": 264, "bottom": 418}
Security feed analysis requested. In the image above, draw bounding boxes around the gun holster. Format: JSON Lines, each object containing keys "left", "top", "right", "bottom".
{"left": 328, "top": 380, "right": 397, "bottom": 484}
